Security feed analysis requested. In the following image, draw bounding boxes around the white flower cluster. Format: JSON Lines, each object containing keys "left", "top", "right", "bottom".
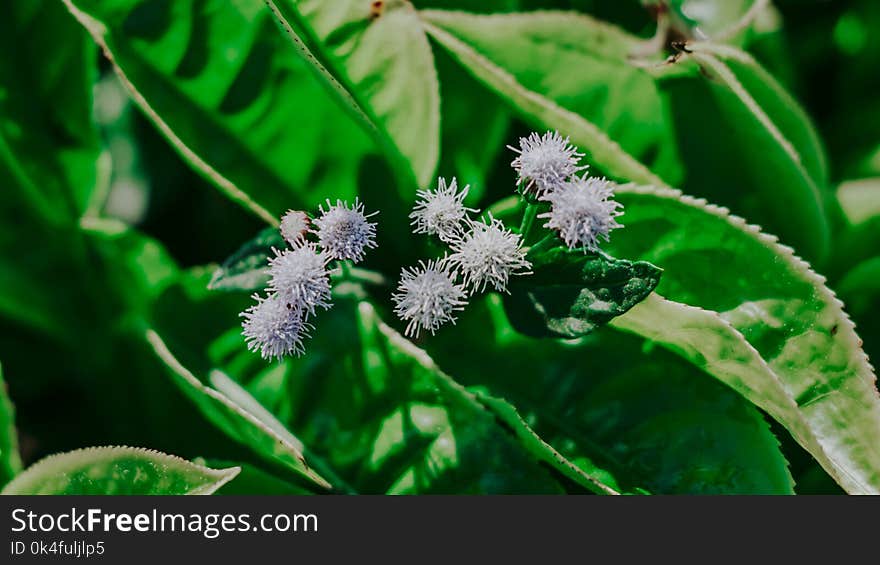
{"left": 510, "top": 130, "right": 623, "bottom": 252}
{"left": 509, "top": 130, "right": 586, "bottom": 197}
{"left": 395, "top": 177, "right": 531, "bottom": 338}
{"left": 242, "top": 201, "right": 378, "bottom": 360}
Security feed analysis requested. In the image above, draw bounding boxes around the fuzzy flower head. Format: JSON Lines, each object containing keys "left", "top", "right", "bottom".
{"left": 393, "top": 259, "right": 468, "bottom": 338}
{"left": 241, "top": 293, "right": 312, "bottom": 361}
{"left": 313, "top": 198, "right": 378, "bottom": 263}
{"left": 447, "top": 214, "right": 532, "bottom": 295}
{"left": 509, "top": 130, "right": 586, "bottom": 197}
{"left": 409, "top": 177, "right": 477, "bottom": 242}
{"left": 267, "top": 243, "right": 332, "bottom": 316}
{"left": 280, "top": 210, "right": 310, "bottom": 247}
{"left": 539, "top": 176, "right": 623, "bottom": 252}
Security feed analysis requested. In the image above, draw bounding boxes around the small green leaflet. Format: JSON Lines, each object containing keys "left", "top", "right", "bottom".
{"left": 1, "top": 446, "right": 239, "bottom": 495}
{"left": 504, "top": 245, "right": 661, "bottom": 339}
{"left": 208, "top": 227, "right": 285, "bottom": 292}
{"left": 145, "top": 329, "right": 332, "bottom": 491}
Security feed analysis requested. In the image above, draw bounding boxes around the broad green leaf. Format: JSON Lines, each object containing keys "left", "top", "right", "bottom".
{"left": 605, "top": 184, "right": 880, "bottom": 494}
{"left": 421, "top": 10, "right": 680, "bottom": 187}
{"left": 0, "top": 1, "right": 104, "bottom": 335}
{"left": 693, "top": 43, "right": 829, "bottom": 187}
{"left": 0, "top": 217, "right": 176, "bottom": 344}
{"left": 662, "top": 43, "right": 830, "bottom": 262}
{"left": 265, "top": 0, "right": 440, "bottom": 187}
{"left": 145, "top": 328, "right": 332, "bottom": 491}
{"left": 64, "top": 0, "right": 374, "bottom": 223}
{"left": 504, "top": 245, "right": 662, "bottom": 339}
{"left": 1, "top": 446, "right": 239, "bottom": 495}
{"left": 208, "top": 227, "right": 285, "bottom": 292}
{"left": 473, "top": 390, "right": 624, "bottom": 495}
{"left": 427, "top": 297, "right": 794, "bottom": 494}
{"left": 0, "top": 364, "right": 22, "bottom": 487}
{"left": 213, "top": 300, "right": 566, "bottom": 493}
{"left": 0, "top": 0, "right": 99, "bottom": 224}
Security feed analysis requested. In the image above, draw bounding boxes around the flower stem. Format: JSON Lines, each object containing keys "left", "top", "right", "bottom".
{"left": 525, "top": 233, "right": 557, "bottom": 256}
{"left": 519, "top": 203, "right": 539, "bottom": 242}
{"left": 333, "top": 261, "right": 388, "bottom": 286}
{"left": 339, "top": 260, "right": 351, "bottom": 280}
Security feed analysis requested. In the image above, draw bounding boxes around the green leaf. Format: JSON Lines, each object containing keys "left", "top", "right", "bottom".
{"left": 427, "top": 297, "right": 794, "bottom": 494}
{"left": 208, "top": 460, "right": 318, "bottom": 495}
{"left": 662, "top": 43, "right": 830, "bottom": 263}
{"left": 605, "top": 184, "right": 880, "bottom": 494}
{"left": 837, "top": 256, "right": 880, "bottom": 372}
{"left": 473, "top": 390, "right": 624, "bottom": 495}
{"left": 504, "top": 245, "right": 662, "bottom": 339}
{"left": 64, "top": 0, "right": 374, "bottom": 223}
{"left": 208, "top": 227, "right": 285, "bottom": 292}
{"left": 265, "top": 0, "right": 440, "bottom": 187}
{"left": 420, "top": 9, "right": 680, "bottom": 187}
{"left": 434, "top": 47, "right": 510, "bottom": 200}
{"left": 0, "top": 363, "right": 22, "bottom": 487}
{"left": 413, "top": 0, "right": 520, "bottom": 11}
{"left": 1, "top": 446, "right": 239, "bottom": 495}
{"left": 214, "top": 300, "right": 565, "bottom": 493}
{"left": 660, "top": 0, "right": 762, "bottom": 40}
{"left": 145, "top": 328, "right": 332, "bottom": 491}
{"left": 0, "top": 0, "right": 99, "bottom": 224}
{"left": 832, "top": 178, "right": 880, "bottom": 274}
{"left": 838, "top": 177, "right": 880, "bottom": 226}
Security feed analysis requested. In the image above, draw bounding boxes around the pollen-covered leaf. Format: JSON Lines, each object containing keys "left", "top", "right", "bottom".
{"left": 504, "top": 246, "right": 661, "bottom": 339}
{"left": 209, "top": 227, "right": 285, "bottom": 292}
{"left": 1, "top": 446, "right": 239, "bottom": 495}
{"left": 0, "top": 363, "right": 22, "bottom": 487}
{"left": 607, "top": 184, "right": 880, "bottom": 494}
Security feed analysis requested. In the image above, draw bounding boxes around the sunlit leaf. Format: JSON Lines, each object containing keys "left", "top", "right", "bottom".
{"left": 421, "top": 10, "right": 679, "bottom": 187}
{"left": 606, "top": 184, "right": 880, "bottom": 494}
{"left": 1, "top": 446, "right": 239, "bottom": 495}
{"left": 64, "top": 0, "right": 374, "bottom": 223}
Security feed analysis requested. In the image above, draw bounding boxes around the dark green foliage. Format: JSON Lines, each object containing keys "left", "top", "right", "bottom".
{"left": 504, "top": 246, "right": 662, "bottom": 338}
{"left": 0, "top": 0, "right": 877, "bottom": 495}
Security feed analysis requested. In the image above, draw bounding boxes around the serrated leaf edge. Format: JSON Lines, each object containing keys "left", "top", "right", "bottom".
{"left": 145, "top": 329, "right": 332, "bottom": 490}
{"left": 614, "top": 184, "right": 878, "bottom": 494}
{"left": 62, "top": 0, "right": 279, "bottom": 226}
{"left": 1, "top": 446, "right": 240, "bottom": 495}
